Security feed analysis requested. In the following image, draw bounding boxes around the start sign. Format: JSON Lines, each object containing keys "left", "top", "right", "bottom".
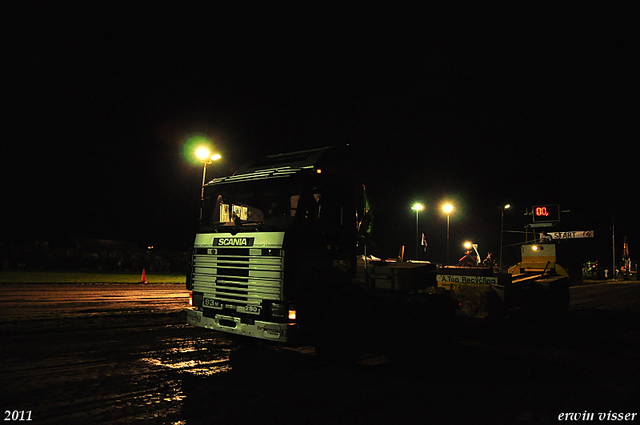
{"left": 532, "top": 204, "right": 560, "bottom": 222}
{"left": 549, "top": 231, "right": 594, "bottom": 240}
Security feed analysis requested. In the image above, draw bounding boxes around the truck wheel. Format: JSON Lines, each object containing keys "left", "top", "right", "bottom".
{"left": 315, "top": 289, "right": 372, "bottom": 366}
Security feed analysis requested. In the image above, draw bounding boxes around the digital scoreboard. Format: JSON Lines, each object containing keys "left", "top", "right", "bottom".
{"left": 532, "top": 204, "right": 560, "bottom": 222}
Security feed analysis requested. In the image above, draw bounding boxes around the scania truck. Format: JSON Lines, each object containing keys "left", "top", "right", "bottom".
{"left": 185, "top": 146, "right": 454, "bottom": 359}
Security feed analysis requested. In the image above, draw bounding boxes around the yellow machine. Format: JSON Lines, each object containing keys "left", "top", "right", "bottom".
{"left": 508, "top": 244, "right": 569, "bottom": 279}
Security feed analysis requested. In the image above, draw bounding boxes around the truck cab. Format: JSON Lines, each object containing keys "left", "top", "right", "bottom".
{"left": 186, "top": 147, "right": 358, "bottom": 345}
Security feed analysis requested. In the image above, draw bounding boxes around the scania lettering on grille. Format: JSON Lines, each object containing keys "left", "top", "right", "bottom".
{"left": 213, "top": 237, "right": 255, "bottom": 246}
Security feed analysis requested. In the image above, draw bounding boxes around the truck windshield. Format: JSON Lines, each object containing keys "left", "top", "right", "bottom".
{"left": 200, "top": 179, "right": 314, "bottom": 231}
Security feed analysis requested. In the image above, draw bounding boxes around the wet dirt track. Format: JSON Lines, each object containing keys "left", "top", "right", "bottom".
{"left": 1, "top": 282, "right": 639, "bottom": 425}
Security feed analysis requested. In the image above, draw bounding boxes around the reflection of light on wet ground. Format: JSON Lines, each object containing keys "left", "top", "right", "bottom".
{"left": 168, "top": 346, "right": 197, "bottom": 354}
{"left": 139, "top": 334, "right": 234, "bottom": 376}
{"left": 141, "top": 357, "right": 232, "bottom": 376}
{"left": 0, "top": 283, "right": 189, "bottom": 322}
{"left": 2, "top": 284, "right": 232, "bottom": 424}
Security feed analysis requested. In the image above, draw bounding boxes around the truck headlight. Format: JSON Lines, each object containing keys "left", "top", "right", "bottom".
{"left": 271, "top": 302, "right": 296, "bottom": 320}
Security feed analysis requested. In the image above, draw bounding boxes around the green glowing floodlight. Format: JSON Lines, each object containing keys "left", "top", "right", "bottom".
{"left": 195, "top": 146, "right": 220, "bottom": 162}
{"left": 412, "top": 203, "right": 424, "bottom": 211}
{"left": 196, "top": 146, "right": 211, "bottom": 161}
{"left": 183, "top": 134, "right": 215, "bottom": 165}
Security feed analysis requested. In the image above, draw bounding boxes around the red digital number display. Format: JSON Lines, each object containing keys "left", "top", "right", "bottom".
{"left": 532, "top": 205, "right": 559, "bottom": 222}
{"left": 535, "top": 207, "right": 549, "bottom": 217}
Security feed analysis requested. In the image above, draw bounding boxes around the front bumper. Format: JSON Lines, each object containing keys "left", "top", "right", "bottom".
{"left": 186, "top": 308, "right": 298, "bottom": 343}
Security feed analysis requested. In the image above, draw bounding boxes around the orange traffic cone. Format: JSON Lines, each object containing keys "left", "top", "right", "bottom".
{"left": 141, "top": 269, "right": 148, "bottom": 283}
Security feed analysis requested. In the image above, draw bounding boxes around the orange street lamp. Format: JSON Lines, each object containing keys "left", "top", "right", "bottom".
{"left": 499, "top": 204, "right": 511, "bottom": 270}
{"left": 442, "top": 203, "right": 454, "bottom": 264}
{"left": 197, "top": 147, "right": 221, "bottom": 221}
{"left": 412, "top": 203, "right": 425, "bottom": 259}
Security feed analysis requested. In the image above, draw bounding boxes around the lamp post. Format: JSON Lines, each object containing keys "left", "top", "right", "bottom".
{"left": 442, "top": 203, "right": 454, "bottom": 264}
{"left": 412, "top": 203, "right": 424, "bottom": 259}
{"left": 196, "top": 147, "right": 221, "bottom": 221}
{"left": 499, "top": 204, "right": 510, "bottom": 270}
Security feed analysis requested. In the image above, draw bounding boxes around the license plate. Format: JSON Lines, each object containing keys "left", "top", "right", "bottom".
{"left": 243, "top": 305, "right": 262, "bottom": 315}
{"left": 203, "top": 297, "right": 222, "bottom": 309}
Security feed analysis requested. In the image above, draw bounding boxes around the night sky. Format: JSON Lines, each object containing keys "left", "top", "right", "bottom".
{"left": 4, "top": 2, "right": 639, "bottom": 267}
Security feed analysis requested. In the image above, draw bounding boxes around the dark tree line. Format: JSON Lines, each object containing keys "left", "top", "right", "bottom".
{"left": 1, "top": 239, "right": 188, "bottom": 273}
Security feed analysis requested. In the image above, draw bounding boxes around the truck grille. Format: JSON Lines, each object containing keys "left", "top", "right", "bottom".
{"left": 191, "top": 248, "right": 284, "bottom": 309}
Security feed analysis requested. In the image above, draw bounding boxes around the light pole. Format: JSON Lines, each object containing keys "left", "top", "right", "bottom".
{"left": 196, "top": 146, "right": 221, "bottom": 221}
{"left": 442, "top": 203, "right": 454, "bottom": 264}
{"left": 412, "top": 203, "right": 424, "bottom": 259}
{"left": 499, "top": 204, "right": 511, "bottom": 270}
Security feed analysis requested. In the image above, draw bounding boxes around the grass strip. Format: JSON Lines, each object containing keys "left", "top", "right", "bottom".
{"left": 0, "top": 271, "right": 186, "bottom": 284}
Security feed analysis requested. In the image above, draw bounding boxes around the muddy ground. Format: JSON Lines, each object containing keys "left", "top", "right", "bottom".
{"left": 1, "top": 283, "right": 638, "bottom": 424}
